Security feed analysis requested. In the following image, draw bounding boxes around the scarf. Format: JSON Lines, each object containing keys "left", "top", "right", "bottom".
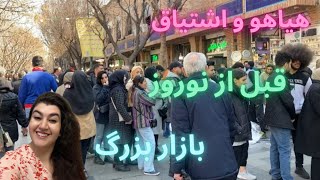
{"left": 63, "top": 71, "right": 94, "bottom": 115}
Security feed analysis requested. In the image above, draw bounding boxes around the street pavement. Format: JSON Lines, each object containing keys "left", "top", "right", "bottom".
{"left": 14, "top": 128, "right": 311, "bottom": 180}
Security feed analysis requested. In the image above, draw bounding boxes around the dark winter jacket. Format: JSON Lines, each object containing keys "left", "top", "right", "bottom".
{"left": 170, "top": 72, "right": 238, "bottom": 180}
{"left": 88, "top": 73, "right": 97, "bottom": 87}
{"left": 264, "top": 71, "right": 295, "bottom": 129}
{"left": 93, "top": 84, "right": 110, "bottom": 125}
{"left": 229, "top": 88, "right": 252, "bottom": 142}
{"left": 12, "top": 79, "right": 22, "bottom": 95}
{"left": 0, "top": 90, "right": 28, "bottom": 143}
{"left": 295, "top": 80, "right": 320, "bottom": 157}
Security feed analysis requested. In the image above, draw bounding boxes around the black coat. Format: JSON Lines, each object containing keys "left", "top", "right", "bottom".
{"left": 229, "top": 90, "right": 252, "bottom": 142}
{"left": 12, "top": 79, "right": 22, "bottom": 95}
{"left": 264, "top": 72, "right": 295, "bottom": 129}
{"left": 169, "top": 72, "right": 238, "bottom": 180}
{"left": 93, "top": 84, "right": 110, "bottom": 125}
{"left": 295, "top": 80, "right": 320, "bottom": 157}
{"left": 0, "top": 90, "right": 28, "bottom": 142}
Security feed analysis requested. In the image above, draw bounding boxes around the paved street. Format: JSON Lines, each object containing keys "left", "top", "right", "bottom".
{"left": 15, "top": 129, "right": 311, "bottom": 180}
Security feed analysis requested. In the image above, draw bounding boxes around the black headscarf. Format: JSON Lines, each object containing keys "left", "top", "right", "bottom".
{"left": 63, "top": 70, "right": 94, "bottom": 115}
{"left": 109, "top": 70, "right": 129, "bottom": 92}
{"left": 144, "top": 67, "right": 158, "bottom": 82}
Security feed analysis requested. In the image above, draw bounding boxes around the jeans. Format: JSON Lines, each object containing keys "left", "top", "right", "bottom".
{"left": 25, "top": 108, "right": 31, "bottom": 119}
{"left": 136, "top": 127, "right": 156, "bottom": 172}
{"left": 93, "top": 123, "right": 109, "bottom": 152}
{"left": 0, "top": 145, "right": 14, "bottom": 158}
{"left": 269, "top": 127, "right": 293, "bottom": 180}
{"left": 81, "top": 138, "right": 92, "bottom": 165}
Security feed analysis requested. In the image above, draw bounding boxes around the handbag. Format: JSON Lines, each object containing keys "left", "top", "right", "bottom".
{"left": 133, "top": 106, "right": 157, "bottom": 128}
{"left": 158, "top": 101, "right": 168, "bottom": 119}
{"left": 97, "top": 104, "right": 109, "bottom": 113}
{"left": 111, "top": 97, "right": 124, "bottom": 122}
{"left": 0, "top": 95, "right": 14, "bottom": 148}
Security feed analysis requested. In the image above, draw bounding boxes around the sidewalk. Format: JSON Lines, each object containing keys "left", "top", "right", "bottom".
{"left": 14, "top": 129, "right": 311, "bottom": 180}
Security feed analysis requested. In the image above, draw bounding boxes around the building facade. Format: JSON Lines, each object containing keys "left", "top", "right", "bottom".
{"left": 103, "top": 0, "right": 320, "bottom": 69}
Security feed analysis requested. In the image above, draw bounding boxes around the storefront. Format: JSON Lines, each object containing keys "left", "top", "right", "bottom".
{"left": 205, "top": 32, "right": 228, "bottom": 67}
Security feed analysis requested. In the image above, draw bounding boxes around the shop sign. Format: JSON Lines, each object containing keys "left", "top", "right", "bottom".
{"left": 151, "top": 54, "right": 159, "bottom": 62}
{"left": 207, "top": 40, "right": 227, "bottom": 52}
{"left": 152, "top": 9, "right": 310, "bottom": 34}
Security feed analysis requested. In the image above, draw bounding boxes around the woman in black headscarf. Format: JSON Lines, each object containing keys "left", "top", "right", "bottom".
{"left": 108, "top": 70, "right": 133, "bottom": 171}
{"left": 63, "top": 70, "right": 96, "bottom": 175}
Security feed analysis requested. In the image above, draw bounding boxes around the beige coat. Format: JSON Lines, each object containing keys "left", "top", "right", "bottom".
{"left": 75, "top": 110, "right": 96, "bottom": 140}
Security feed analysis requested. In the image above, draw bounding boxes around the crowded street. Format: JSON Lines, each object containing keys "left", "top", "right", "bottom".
{"left": 14, "top": 128, "right": 312, "bottom": 180}
{"left": 1, "top": 0, "right": 320, "bottom": 180}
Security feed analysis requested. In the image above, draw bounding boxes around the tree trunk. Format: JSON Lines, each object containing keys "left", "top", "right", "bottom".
{"left": 159, "top": 33, "right": 168, "bottom": 68}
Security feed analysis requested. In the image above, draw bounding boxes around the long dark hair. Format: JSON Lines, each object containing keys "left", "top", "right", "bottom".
{"left": 96, "top": 71, "right": 107, "bottom": 85}
{"left": 29, "top": 92, "right": 86, "bottom": 180}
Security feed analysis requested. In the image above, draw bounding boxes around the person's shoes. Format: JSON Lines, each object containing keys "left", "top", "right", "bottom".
{"left": 155, "top": 147, "right": 162, "bottom": 156}
{"left": 295, "top": 167, "right": 310, "bottom": 179}
{"left": 126, "top": 159, "right": 138, "bottom": 165}
{"left": 84, "top": 169, "right": 89, "bottom": 179}
{"left": 86, "top": 151, "right": 94, "bottom": 159}
{"left": 144, "top": 170, "right": 160, "bottom": 176}
{"left": 94, "top": 156, "right": 105, "bottom": 165}
{"left": 114, "top": 164, "right": 130, "bottom": 172}
{"left": 237, "top": 171, "right": 257, "bottom": 180}
{"left": 104, "top": 156, "right": 113, "bottom": 163}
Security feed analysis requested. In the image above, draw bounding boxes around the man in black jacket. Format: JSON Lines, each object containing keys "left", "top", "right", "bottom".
{"left": 282, "top": 43, "right": 313, "bottom": 179}
{"left": 264, "top": 52, "right": 295, "bottom": 180}
{"left": 170, "top": 52, "right": 238, "bottom": 180}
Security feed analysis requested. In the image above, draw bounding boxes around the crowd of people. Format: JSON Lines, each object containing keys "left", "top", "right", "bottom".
{"left": 0, "top": 42, "right": 319, "bottom": 180}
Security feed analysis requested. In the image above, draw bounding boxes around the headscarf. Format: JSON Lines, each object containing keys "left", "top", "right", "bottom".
{"left": 109, "top": 70, "right": 129, "bottom": 92}
{"left": 0, "top": 77, "right": 13, "bottom": 91}
{"left": 312, "top": 68, "right": 320, "bottom": 81}
{"left": 63, "top": 72, "right": 74, "bottom": 84}
{"left": 63, "top": 70, "right": 94, "bottom": 115}
{"left": 130, "top": 66, "right": 144, "bottom": 79}
{"left": 144, "top": 67, "right": 158, "bottom": 82}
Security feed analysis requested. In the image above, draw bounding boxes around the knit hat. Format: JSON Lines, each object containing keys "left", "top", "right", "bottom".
{"left": 312, "top": 68, "right": 320, "bottom": 81}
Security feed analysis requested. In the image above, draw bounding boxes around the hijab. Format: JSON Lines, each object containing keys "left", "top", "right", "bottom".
{"left": 109, "top": 70, "right": 129, "bottom": 92}
{"left": 63, "top": 71, "right": 94, "bottom": 115}
{"left": 0, "top": 77, "right": 13, "bottom": 91}
{"left": 63, "top": 72, "right": 74, "bottom": 84}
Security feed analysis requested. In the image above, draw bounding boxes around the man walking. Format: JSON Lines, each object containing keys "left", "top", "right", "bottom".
{"left": 18, "top": 56, "right": 57, "bottom": 118}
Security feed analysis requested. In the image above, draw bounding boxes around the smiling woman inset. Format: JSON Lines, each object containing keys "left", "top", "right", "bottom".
{"left": 0, "top": 92, "right": 86, "bottom": 180}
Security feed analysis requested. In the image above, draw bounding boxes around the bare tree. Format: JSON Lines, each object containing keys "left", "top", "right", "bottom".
{"left": 150, "top": 0, "right": 187, "bottom": 68}
{"left": 0, "top": 0, "right": 34, "bottom": 34}
{"left": 87, "top": 0, "right": 153, "bottom": 67}
{"left": 36, "top": 0, "right": 88, "bottom": 70}
{"left": 0, "top": 27, "right": 44, "bottom": 72}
